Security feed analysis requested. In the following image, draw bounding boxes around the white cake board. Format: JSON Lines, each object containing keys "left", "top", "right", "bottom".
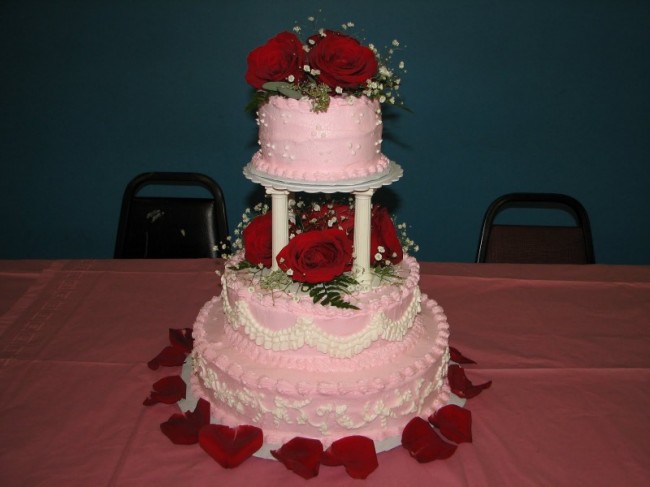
{"left": 243, "top": 161, "right": 403, "bottom": 193}
{"left": 179, "top": 357, "right": 466, "bottom": 460}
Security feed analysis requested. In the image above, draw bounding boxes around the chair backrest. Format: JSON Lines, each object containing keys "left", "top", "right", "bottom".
{"left": 476, "top": 193, "right": 595, "bottom": 264}
{"left": 114, "top": 172, "right": 229, "bottom": 259}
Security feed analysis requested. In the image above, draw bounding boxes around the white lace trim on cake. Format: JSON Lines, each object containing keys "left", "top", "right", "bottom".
{"left": 223, "top": 287, "right": 421, "bottom": 358}
{"left": 192, "top": 351, "right": 448, "bottom": 440}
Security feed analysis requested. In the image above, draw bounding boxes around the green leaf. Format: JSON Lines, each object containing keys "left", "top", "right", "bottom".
{"left": 229, "top": 260, "right": 256, "bottom": 271}
{"left": 278, "top": 85, "right": 303, "bottom": 99}
{"left": 300, "top": 274, "right": 360, "bottom": 310}
{"left": 262, "top": 81, "right": 292, "bottom": 92}
{"left": 245, "top": 90, "right": 270, "bottom": 113}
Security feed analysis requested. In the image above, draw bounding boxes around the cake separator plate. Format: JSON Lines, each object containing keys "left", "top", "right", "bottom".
{"left": 243, "top": 161, "right": 403, "bottom": 194}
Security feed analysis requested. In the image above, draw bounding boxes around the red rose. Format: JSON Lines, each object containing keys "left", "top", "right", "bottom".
{"left": 277, "top": 228, "right": 353, "bottom": 283}
{"left": 370, "top": 206, "right": 403, "bottom": 265}
{"left": 308, "top": 31, "right": 378, "bottom": 89}
{"left": 300, "top": 203, "right": 354, "bottom": 238}
{"left": 243, "top": 212, "right": 273, "bottom": 267}
{"left": 245, "top": 32, "right": 306, "bottom": 89}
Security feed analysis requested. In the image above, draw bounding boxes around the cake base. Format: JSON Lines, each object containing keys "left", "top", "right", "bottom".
{"left": 178, "top": 358, "right": 465, "bottom": 460}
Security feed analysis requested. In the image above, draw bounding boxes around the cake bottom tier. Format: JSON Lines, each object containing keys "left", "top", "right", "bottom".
{"left": 190, "top": 294, "right": 451, "bottom": 450}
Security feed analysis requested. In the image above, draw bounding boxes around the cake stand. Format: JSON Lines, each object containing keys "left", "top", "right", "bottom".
{"left": 243, "top": 161, "right": 403, "bottom": 285}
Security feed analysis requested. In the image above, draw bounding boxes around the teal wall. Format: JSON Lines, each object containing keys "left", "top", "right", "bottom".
{"left": 2, "top": 0, "right": 649, "bottom": 263}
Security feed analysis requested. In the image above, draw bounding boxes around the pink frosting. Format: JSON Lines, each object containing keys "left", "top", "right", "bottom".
{"left": 251, "top": 95, "right": 391, "bottom": 182}
{"left": 191, "top": 291, "right": 451, "bottom": 448}
{"left": 222, "top": 254, "right": 421, "bottom": 357}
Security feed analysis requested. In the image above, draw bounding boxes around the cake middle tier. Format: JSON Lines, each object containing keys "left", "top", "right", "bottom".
{"left": 221, "top": 254, "right": 422, "bottom": 360}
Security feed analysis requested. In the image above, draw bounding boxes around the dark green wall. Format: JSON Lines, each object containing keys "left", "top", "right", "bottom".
{"left": 2, "top": 0, "right": 649, "bottom": 263}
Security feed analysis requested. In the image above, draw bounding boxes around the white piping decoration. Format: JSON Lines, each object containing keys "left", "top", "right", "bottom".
{"left": 193, "top": 353, "right": 444, "bottom": 437}
{"left": 223, "top": 287, "right": 421, "bottom": 358}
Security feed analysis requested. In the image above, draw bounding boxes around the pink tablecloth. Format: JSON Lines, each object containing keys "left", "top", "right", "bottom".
{"left": 1, "top": 259, "right": 649, "bottom": 486}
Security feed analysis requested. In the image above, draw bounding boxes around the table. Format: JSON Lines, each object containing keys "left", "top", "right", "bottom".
{"left": 1, "top": 259, "right": 649, "bottom": 486}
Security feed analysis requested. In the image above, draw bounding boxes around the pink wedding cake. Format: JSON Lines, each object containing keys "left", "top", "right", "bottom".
{"left": 190, "top": 24, "right": 451, "bottom": 455}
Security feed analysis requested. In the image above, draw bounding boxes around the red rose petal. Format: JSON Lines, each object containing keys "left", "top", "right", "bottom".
{"left": 271, "top": 437, "right": 323, "bottom": 479}
{"left": 147, "top": 345, "right": 188, "bottom": 370}
{"left": 186, "top": 398, "right": 211, "bottom": 429}
{"left": 322, "top": 436, "right": 378, "bottom": 479}
{"left": 160, "top": 399, "right": 211, "bottom": 445}
{"left": 401, "top": 417, "right": 457, "bottom": 463}
{"left": 449, "top": 346, "right": 477, "bottom": 364}
{"left": 448, "top": 365, "right": 492, "bottom": 399}
{"left": 429, "top": 405, "right": 473, "bottom": 444}
{"left": 199, "top": 424, "right": 263, "bottom": 468}
{"left": 169, "top": 328, "right": 193, "bottom": 353}
{"left": 143, "top": 375, "right": 186, "bottom": 406}
{"left": 160, "top": 414, "right": 199, "bottom": 445}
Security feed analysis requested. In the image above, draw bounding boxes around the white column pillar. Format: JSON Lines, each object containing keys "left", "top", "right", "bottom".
{"left": 353, "top": 189, "right": 374, "bottom": 285}
{"left": 266, "top": 188, "right": 290, "bottom": 271}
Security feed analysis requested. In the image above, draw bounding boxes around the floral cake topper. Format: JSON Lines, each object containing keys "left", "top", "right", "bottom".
{"left": 220, "top": 196, "right": 418, "bottom": 309}
{"left": 245, "top": 17, "right": 407, "bottom": 112}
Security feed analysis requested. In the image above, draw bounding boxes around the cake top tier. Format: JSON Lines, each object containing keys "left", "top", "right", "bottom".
{"left": 243, "top": 23, "right": 407, "bottom": 185}
{"left": 247, "top": 95, "right": 401, "bottom": 185}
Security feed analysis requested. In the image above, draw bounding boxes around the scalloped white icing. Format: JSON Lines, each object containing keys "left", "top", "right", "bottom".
{"left": 223, "top": 284, "right": 421, "bottom": 358}
{"left": 222, "top": 254, "right": 422, "bottom": 359}
{"left": 191, "top": 293, "right": 451, "bottom": 447}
